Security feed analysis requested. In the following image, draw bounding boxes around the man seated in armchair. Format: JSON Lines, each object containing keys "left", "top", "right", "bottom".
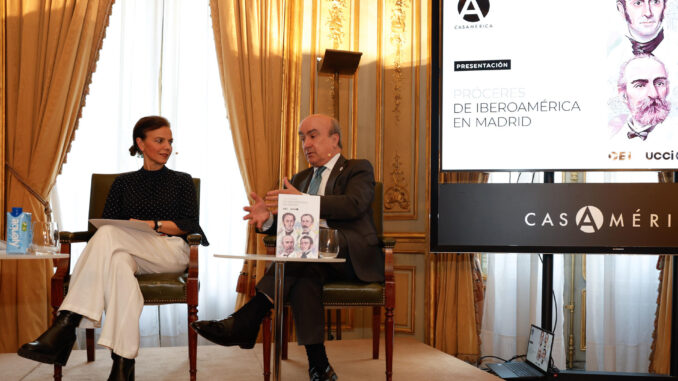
{"left": 192, "top": 114, "right": 384, "bottom": 381}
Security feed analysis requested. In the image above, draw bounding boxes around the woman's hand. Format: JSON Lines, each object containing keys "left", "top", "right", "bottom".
{"left": 130, "top": 218, "right": 155, "bottom": 231}
{"left": 130, "top": 219, "right": 185, "bottom": 235}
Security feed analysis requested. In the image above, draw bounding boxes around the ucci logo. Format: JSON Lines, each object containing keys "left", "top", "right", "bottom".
{"left": 458, "top": 0, "right": 490, "bottom": 22}
{"left": 575, "top": 206, "right": 604, "bottom": 233}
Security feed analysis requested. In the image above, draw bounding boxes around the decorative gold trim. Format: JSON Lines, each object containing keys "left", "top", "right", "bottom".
{"left": 384, "top": 232, "right": 426, "bottom": 239}
{"left": 384, "top": 152, "right": 410, "bottom": 210}
{"left": 394, "top": 265, "right": 416, "bottom": 333}
{"left": 580, "top": 289, "right": 587, "bottom": 351}
{"left": 327, "top": 0, "right": 347, "bottom": 49}
{"left": 582, "top": 255, "right": 586, "bottom": 281}
{"left": 1, "top": 0, "right": 5, "bottom": 235}
{"left": 389, "top": 0, "right": 408, "bottom": 128}
{"left": 281, "top": 0, "right": 304, "bottom": 179}
{"left": 375, "top": 0, "right": 383, "bottom": 181}
{"left": 309, "top": 0, "right": 319, "bottom": 115}
{"left": 383, "top": 0, "right": 419, "bottom": 220}
{"left": 351, "top": 0, "right": 359, "bottom": 159}
{"left": 567, "top": 254, "right": 575, "bottom": 368}
{"left": 424, "top": 0, "right": 433, "bottom": 347}
{"left": 413, "top": 0, "right": 421, "bottom": 220}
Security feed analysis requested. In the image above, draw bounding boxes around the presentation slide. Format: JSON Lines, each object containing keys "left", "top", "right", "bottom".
{"left": 441, "top": 0, "right": 678, "bottom": 170}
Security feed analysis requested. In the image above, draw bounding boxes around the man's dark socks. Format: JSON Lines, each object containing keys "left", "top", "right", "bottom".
{"left": 305, "top": 343, "right": 329, "bottom": 372}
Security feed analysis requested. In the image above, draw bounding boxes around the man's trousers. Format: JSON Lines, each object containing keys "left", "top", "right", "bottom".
{"left": 256, "top": 242, "right": 358, "bottom": 346}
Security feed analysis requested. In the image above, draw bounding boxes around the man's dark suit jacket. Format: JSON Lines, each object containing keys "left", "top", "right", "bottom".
{"left": 268, "top": 155, "right": 384, "bottom": 283}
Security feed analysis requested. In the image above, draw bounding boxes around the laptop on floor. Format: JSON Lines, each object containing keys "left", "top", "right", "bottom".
{"left": 487, "top": 324, "right": 554, "bottom": 380}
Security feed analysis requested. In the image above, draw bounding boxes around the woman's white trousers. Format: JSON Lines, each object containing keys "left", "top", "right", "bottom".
{"left": 59, "top": 225, "right": 189, "bottom": 359}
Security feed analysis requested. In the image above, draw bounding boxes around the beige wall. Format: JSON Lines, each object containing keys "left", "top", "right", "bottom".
{"left": 296, "top": 0, "right": 430, "bottom": 342}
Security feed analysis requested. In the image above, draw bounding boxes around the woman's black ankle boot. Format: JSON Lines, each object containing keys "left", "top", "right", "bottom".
{"left": 17, "top": 310, "right": 82, "bottom": 366}
{"left": 109, "top": 352, "right": 135, "bottom": 381}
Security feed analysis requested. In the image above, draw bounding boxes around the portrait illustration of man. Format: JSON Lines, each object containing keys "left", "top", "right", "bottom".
{"left": 299, "top": 235, "right": 314, "bottom": 259}
{"left": 300, "top": 213, "right": 314, "bottom": 235}
{"left": 280, "top": 234, "right": 295, "bottom": 257}
{"left": 617, "top": 0, "right": 667, "bottom": 55}
{"left": 280, "top": 212, "right": 296, "bottom": 236}
{"left": 611, "top": 53, "right": 671, "bottom": 141}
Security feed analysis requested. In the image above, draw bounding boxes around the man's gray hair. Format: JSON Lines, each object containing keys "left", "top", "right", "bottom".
{"left": 329, "top": 117, "right": 343, "bottom": 149}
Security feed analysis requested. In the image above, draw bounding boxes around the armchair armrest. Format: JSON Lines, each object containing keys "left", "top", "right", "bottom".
{"left": 264, "top": 235, "right": 276, "bottom": 255}
{"left": 59, "top": 230, "right": 94, "bottom": 244}
{"left": 379, "top": 236, "right": 396, "bottom": 250}
{"left": 186, "top": 233, "right": 201, "bottom": 307}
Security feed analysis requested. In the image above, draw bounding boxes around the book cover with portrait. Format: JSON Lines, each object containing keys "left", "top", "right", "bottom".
{"left": 276, "top": 194, "right": 320, "bottom": 258}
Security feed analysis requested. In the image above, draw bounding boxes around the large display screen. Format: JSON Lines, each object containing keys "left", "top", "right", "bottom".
{"left": 440, "top": 0, "right": 678, "bottom": 171}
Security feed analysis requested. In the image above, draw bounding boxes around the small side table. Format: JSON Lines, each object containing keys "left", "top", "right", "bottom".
{"left": 214, "top": 254, "right": 345, "bottom": 381}
{"left": 0, "top": 251, "right": 69, "bottom": 259}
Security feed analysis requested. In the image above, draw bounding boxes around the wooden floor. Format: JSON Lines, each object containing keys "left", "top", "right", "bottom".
{"left": 2, "top": 337, "right": 501, "bottom": 380}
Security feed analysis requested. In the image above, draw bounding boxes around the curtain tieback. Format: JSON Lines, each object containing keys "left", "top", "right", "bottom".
{"left": 5, "top": 164, "right": 52, "bottom": 217}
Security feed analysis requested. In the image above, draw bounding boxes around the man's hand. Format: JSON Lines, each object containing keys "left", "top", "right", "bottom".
{"left": 243, "top": 192, "right": 271, "bottom": 229}
{"left": 264, "top": 178, "right": 301, "bottom": 214}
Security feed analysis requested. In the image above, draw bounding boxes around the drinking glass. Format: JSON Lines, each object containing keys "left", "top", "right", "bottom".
{"left": 31, "top": 221, "right": 59, "bottom": 255}
{"left": 318, "top": 228, "right": 340, "bottom": 258}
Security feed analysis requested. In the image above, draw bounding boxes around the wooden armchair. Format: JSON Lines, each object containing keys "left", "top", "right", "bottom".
{"left": 51, "top": 173, "right": 202, "bottom": 381}
{"left": 261, "top": 182, "right": 396, "bottom": 381}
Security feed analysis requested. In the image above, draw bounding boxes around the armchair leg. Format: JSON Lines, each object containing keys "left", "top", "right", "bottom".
{"left": 372, "top": 306, "right": 381, "bottom": 359}
{"left": 385, "top": 306, "right": 394, "bottom": 381}
{"left": 262, "top": 313, "right": 271, "bottom": 381}
{"left": 53, "top": 365, "right": 62, "bottom": 381}
{"left": 282, "top": 306, "right": 290, "bottom": 360}
{"left": 86, "top": 328, "right": 95, "bottom": 362}
{"left": 52, "top": 306, "right": 62, "bottom": 381}
{"left": 326, "top": 309, "right": 333, "bottom": 340}
{"left": 336, "top": 309, "right": 342, "bottom": 340}
{"left": 188, "top": 304, "right": 198, "bottom": 381}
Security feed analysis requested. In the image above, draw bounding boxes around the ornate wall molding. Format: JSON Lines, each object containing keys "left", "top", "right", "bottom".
{"left": 309, "top": 0, "right": 359, "bottom": 159}
{"left": 377, "top": 0, "right": 420, "bottom": 220}
{"left": 394, "top": 265, "right": 416, "bottom": 333}
{"left": 384, "top": 152, "right": 410, "bottom": 210}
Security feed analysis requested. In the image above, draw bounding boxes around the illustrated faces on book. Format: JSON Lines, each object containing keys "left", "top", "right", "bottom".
{"left": 619, "top": 54, "right": 670, "bottom": 127}
{"left": 617, "top": 0, "right": 666, "bottom": 41}
{"left": 282, "top": 235, "right": 295, "bottom": 255}
{"left": 282, "top": 212, "right": 295, "bottom": 234}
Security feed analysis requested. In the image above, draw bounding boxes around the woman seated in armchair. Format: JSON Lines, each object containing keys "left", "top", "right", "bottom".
{"left": 17, "top": 116, "right": 209, "bottom": 381}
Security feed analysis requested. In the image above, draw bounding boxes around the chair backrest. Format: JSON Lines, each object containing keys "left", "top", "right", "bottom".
{"left": 371, "top": 182, "right": 383, "bottom": 236}
{"left": 87, "top": 172, "right": 201, "bottom": 232}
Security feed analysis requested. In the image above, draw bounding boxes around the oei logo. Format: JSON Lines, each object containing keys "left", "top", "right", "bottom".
{"left": 458, "top": 0, "right": 490, "bottom": 22}
{"left": 575, "top": 206, "right": 604, "bottom": 233}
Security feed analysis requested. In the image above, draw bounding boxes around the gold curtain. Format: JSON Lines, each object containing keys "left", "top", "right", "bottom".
{"left": 649, "top": 171, "right": 673, "bottom": 373}
{"left": 650, "top": 255, "right": 672, "bottom": 374}
{"left": 1, "top": 0, "right": 114, "bottom": 352}
{"left": 209, "top": 0, "right": 303, "bottom": 307}
{"left": 430, "top": 172, "right": 488, "bottom": 362}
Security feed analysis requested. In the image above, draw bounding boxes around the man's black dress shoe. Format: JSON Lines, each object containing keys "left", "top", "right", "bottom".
{"left": 108, "top": 352, "right": 135, "bottom": 381}
{"left": 17, "top": 310, "right": 82, "bottom": 366}
{"left": 309, "top": 364, "right": 338, "bottom": 381}
{"left": 190, "top": 315, "right": 259, "bottom": 349}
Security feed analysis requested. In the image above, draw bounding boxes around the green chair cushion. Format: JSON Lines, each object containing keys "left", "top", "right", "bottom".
{"left": 64, "top": 272, "right": 190, "bottom": 305}
{"left": 136, "top": 272, "right": 189, "bottom": 304}
{"left": 321, "top": 281, "right": 384, "bottom": 306}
